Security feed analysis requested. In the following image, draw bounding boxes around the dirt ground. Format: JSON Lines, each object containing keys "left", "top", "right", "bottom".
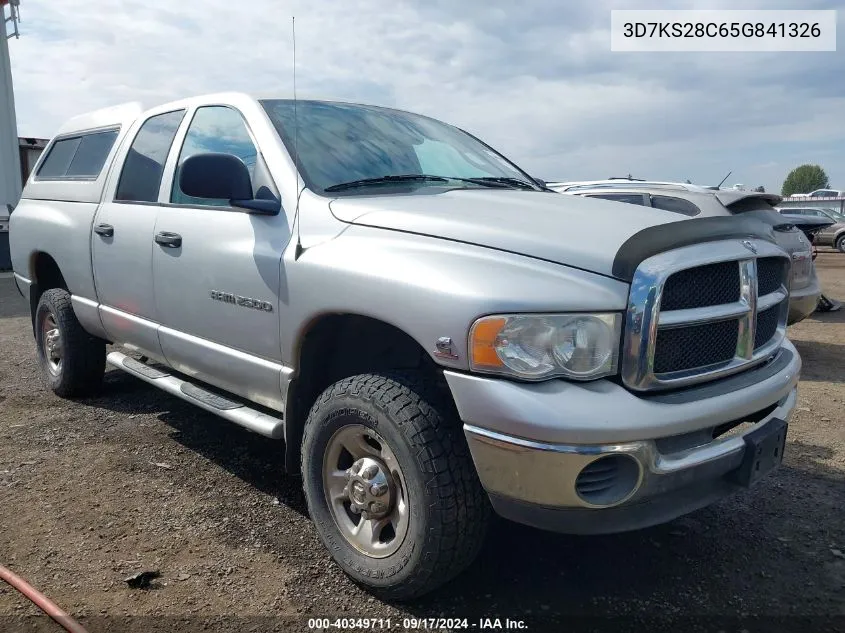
{"left": 0, "top": 254, "right": 843, "bottom": 633}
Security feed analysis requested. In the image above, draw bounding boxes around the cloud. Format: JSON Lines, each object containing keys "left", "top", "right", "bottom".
{"left": 8, "top": 0, "right": 845, "bottom": 193}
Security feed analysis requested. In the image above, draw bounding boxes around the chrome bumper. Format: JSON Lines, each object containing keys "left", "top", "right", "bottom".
{"left": 464, "top": 387, "right": 795, "bottom": 510}
{"left": 446, "top": 342, "right": 800, "bottom": 533}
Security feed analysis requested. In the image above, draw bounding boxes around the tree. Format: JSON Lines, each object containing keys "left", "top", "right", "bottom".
{"left": 781, "top": 164, "right": 829, "bottom": 197}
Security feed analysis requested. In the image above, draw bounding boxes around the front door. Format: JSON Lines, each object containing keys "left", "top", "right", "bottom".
{"left": 92, "top": 109, "right": 186, "bottom": 360}
{"left": 151, "top": 105, "right": 290, "bottom": 410}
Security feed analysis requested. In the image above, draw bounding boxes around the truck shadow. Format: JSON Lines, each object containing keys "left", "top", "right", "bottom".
{"left": 88, "top": 370, "right": 845, "bottom": 617}
{"left": 95, "top": 366, "right": 307, "bottom": 515}
{"left": 0, "top": 277, "right": 29, "bottom": 319}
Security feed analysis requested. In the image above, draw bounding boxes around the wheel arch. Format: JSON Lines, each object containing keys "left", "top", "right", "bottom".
{"left": 283, "top": 313, "right": 447, "bottom": 474}
{"left": 27, "top": 251, "right": 69, "bottom": 333}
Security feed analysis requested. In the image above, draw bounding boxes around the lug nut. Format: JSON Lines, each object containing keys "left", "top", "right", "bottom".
{"left": 362, "top": 465, "right": 378, "bottom": 480}
{"left": 370, "top": 483, "right": 387, "bottom": 497}
{"left": 370, "top": 502, "right": 386, "bottom": 514}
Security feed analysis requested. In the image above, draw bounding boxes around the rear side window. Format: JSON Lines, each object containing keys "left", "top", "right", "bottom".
{"left": 586, "top": 193, "right": 647, "bottom": 205}
{"left": 115, "top": 109, "right": 186, "bottom": 203}
{"left": 649, "top": 195, "right": 700, "bottom": 216}
{"left": 37, "top": 129, "right": 119, "bottom": 180}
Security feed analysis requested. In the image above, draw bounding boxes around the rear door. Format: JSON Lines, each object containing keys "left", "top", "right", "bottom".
{"left": 151, "top": 104, "right": 289, "bottom": 410}
{"left": 92, "top": 109, "right": 186, "bottom": 359}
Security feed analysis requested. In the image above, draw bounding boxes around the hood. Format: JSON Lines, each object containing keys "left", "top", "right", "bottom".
{"left": 329, "top": 190, "right": 684, "bottom": 278}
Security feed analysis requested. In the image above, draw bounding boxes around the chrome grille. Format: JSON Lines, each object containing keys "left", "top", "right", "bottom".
{"left": 653, "top": 319, "right": 739, "bottom": 374}
{"left": 757, "top": 257, "right": 787, "bottom": 296}
{"left": 660, "top": 261, "right": 740, "bottom": 310}
{"left": 621, "top": 239, "right": 790, "bottom": 391}
{"left": 754, "top": 306, "right": 780, "bottom": 350}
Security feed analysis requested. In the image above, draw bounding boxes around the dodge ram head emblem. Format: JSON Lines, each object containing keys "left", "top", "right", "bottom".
{"left": 741, "top": 240, "right": 758, "bottom": 254}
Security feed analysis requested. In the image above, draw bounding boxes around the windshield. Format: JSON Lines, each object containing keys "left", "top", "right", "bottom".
{"left": 260, "top": 99, "right": 538, "bottom": 194}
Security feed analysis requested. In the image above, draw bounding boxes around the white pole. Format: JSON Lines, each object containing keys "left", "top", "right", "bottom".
{"left": 1, "top": 4, "right": 23, "bottom": 213}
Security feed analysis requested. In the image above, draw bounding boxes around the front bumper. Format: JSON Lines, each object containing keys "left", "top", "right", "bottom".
{"left": 445, "top": 341, "right": 800, "bottom": 534}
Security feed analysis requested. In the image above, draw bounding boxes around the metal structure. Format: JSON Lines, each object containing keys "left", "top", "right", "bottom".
{"left": 1, "top": 0, "right": 21, "bottom": 269}
{"left": 778, "top": 195, "right": 845, "bottom": 213}
{"left": 3, "top": 0, "right": 21, "bottom": 40}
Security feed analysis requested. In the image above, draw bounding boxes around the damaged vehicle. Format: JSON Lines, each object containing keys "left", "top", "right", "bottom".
{"left": 11, "top": 94, "right": 799, "bottom": 598}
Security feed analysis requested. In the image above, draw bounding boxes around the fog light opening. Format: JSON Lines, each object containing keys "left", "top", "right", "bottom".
{"left": 575, "top": 454, "right": 641, "bottom": 507}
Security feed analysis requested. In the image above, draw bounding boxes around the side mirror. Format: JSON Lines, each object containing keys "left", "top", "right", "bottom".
{"left": 178, "top": 153, "right": 280, "bottom": 215}
{"left": 532, "top": 177, "right": 547, "bottom": 188}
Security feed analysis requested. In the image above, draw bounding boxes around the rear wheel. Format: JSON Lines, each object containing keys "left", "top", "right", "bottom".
{"left": 836, "top": 234, "right": 845, "bottom": 253}
{"left": 301, "top": 372, "right": 489, "bottom": 600}
{"left": 34, "top": 288, "right": 106, "bottom": 397}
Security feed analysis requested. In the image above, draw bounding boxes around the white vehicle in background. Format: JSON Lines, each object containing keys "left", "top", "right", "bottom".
{"left": 789, "top": 189, "right": 844, "bottom": 199}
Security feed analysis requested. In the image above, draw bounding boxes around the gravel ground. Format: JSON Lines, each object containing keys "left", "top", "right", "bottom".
{"left": 0, "top": 254, "right": 843, "bottom": 633}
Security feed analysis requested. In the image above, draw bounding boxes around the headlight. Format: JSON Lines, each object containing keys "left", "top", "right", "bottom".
{"left": 469, "top": 313, "right": 622, "bottom": 381}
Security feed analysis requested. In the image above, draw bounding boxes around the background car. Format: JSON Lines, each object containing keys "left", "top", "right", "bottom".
{"left": 547, "top": 180, "right": 821, "bottom": 324}
{"left": 776, "top": 207, "right": 845, "bottom": 252}
{"left": 789, "top": 189, "right": 844, "bottom": 198}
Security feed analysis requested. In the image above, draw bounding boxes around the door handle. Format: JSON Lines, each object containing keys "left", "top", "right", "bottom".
{"left": 94, "top": 223, "right": 114, "bottom": 237}
{"left": 154, "top": 231, "right": 182, "bottom": 248}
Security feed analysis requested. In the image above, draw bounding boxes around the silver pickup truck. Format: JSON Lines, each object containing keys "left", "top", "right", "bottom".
{"left": 10, "top": 93, "right": 800, "bottom": 599}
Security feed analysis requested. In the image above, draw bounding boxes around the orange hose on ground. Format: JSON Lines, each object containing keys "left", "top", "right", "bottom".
{"left": 0, "top": 564, "right": 90, "bottom": 633}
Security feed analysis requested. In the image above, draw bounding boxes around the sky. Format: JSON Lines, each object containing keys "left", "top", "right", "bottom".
{"left": 6, "top": 0, "right": 844, "bottom": 194}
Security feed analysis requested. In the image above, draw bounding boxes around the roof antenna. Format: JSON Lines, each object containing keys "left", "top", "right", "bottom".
{"left": 292, "top": 16, "right": 304, "bottom": 260}
{"left": 716, "top": 170, "right": 732, "bottom": 189}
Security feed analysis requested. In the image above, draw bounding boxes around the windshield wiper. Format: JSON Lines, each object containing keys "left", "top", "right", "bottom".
{"left": 324, "top": 174, "right": 448, "bottom": 192}
{"left": 454, "top": 176, "right": 538, "bottom": 190}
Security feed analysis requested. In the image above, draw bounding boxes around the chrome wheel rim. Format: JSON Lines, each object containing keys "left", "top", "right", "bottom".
{"left": 323, "top": 424, "right": 409, "bottom": 558}
{"left": 41, "top": 312, "right": 62, "bottom": 375}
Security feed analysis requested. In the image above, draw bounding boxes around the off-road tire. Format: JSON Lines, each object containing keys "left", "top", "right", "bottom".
{"left": 34, "top": 288, "right": 106, "bottom": 397}
{"left": 301, "top": 371, "right": 490, "bottom": 600}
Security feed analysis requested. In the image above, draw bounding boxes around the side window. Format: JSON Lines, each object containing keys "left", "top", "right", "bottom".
{"left": 37, "top": 129, "right": 119, "bottom": 180}
{"left": 115, "top": 110, "right": 186, "bottom": 203}
{"left": 171, "top": 106, "right": 262, "bottom": 207}
{"left": 586, "top": 193, "right": 647, "bottom": 206}
{"left": 649, "top": 195, "right": 701, "bottom": 216}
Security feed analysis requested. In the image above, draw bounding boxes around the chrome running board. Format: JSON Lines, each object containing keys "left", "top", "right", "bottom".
{"left": 106, "top": 351, "right": 284, "bottom": 439}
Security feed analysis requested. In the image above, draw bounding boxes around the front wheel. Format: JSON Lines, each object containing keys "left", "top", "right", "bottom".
{"left": 836, "top": 234, "right": 845, "bottom": 253}
{"left": 301, "top": 372, "right": 490, "bottom": 600}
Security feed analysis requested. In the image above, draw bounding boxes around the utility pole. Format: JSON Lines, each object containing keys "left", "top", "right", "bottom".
{"left": 1, "top": 0, "right": 22, "bottom": 214}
